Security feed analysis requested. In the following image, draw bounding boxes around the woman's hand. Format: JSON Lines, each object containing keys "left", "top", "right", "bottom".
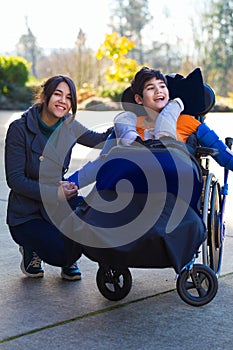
{"left": 57, "top": 181, "right": 78, "bottom": 201}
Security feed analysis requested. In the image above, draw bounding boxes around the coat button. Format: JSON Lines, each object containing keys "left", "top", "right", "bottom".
{"left": 39, "top": 156, "right": 44, "bottom": 161}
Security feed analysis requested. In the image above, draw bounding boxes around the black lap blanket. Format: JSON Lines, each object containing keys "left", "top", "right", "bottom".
{"left": 61, "top": 143, "right": 206, "bottom": 273}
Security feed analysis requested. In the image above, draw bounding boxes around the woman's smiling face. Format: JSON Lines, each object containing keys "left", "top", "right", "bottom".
{"left": 41, "top": 81, "right": 72, "bottom": 126}
{"left": 47, "top": 81, "right": 72, "bottom": 118}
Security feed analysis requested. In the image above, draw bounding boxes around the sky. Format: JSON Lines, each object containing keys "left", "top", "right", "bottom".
{"left": 1, "top": 0, "right": 200, "bottom": 55}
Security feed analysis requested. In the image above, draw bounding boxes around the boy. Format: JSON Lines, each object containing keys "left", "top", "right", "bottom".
{"left": 114, "top": 67, "right": 185, "bottom": 145}
{"left": 67, "top": 67, "right": 233, "bottom": 188}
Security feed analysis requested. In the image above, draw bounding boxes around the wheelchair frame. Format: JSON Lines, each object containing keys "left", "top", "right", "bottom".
{"left": 198, "top": 137, "right": 232, "bottom": 275}
{"left": 195, "top": 86, "right": 232, "bottom": 276}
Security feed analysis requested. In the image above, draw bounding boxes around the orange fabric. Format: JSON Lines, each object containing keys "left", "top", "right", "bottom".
{"left": 136, "top": 114, "right": 201, "bottom": 142}
{"left": 136, "top": 116, "right": 149, "bottom": 140}
{"left": 177, "top": 114, "right": 201, "bottom": 142}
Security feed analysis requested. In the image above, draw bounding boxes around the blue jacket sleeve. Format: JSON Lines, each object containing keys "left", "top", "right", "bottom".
{"left": 66, "top": 156, "right": 107, "bottom": 189}
{"left": 196, "top": 123, "right": 233, "bottom": 170}
{"left": 66, "top": 171, "right": 79, "bottom": 186}
{"left": 66, "top": 130, "right": 117, "bottom": 188}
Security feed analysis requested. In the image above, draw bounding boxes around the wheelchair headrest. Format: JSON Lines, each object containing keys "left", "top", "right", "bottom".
{"left": 201, "top": 84, "right": 215, "bottom": 115}
{"left": 121, "top": 67, "right": 215, "bottom": 117}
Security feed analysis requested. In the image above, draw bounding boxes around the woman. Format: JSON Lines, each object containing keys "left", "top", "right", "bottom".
{"left": 4, "top": 75, "right": 111, "bottom": 280}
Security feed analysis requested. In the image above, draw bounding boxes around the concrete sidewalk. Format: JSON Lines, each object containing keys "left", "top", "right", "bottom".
{"left": 1, "top": 208, "right": 233, "bottom": 350}
{"left": 1, "top": 111, "right": 233, "bottom": 349}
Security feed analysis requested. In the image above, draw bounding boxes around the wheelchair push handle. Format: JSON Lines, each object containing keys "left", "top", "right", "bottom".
{"left": 225, "top": 137, "right": 233, "bottom": 150}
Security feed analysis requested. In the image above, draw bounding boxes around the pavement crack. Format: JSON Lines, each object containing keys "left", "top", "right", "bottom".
{"left": 0, "top": 288, "right": 176, "bottom": 344}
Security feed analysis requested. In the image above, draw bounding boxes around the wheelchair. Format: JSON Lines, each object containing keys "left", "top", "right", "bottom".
{"left": 72, "top": 82, "right": 232, "bottom": 307}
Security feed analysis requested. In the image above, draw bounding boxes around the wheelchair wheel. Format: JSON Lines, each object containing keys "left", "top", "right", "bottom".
{"left": 176, "top": 264, "right": 218, "bottom": 306}
{"left": 202, "top": 174, "right": 222, "bottom": 274}
{"left": 96, "top": 265, "right": 132, "bottom": 301}
{"left": 208, "top": 180, "right": 222, "bottom": 274}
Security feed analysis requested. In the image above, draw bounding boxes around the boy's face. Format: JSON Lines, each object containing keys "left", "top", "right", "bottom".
{"left": 134, "top": 77, "right": 169, "bottom": 113}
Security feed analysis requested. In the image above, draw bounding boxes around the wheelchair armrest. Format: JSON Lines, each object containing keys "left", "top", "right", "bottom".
{"left": 195, "top": 146, "right": 219, "bottom": 158}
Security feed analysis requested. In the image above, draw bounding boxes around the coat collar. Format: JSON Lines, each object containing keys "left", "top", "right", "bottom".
{"left": 23, "top": 104, "right": 76, "bottom": 165}
{"left": 23, "top": 104, "right": 72, "bottom": 134}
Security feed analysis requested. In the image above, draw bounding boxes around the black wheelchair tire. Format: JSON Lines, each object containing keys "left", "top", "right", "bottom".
{"left": 208, "top": 181, "right": 222, "bottom": 274}
{"left": 96, "top": 265, "right": 132, "bottom": 301}
{"left": 176, "top": 264, "right": 218, "bottom": 306}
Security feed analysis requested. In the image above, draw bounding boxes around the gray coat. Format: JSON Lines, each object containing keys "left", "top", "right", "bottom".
{"left": 5, "top": 105, "right": 109, "bottom": 226}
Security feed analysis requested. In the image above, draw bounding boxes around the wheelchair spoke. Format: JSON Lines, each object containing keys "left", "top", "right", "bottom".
{"left": 196, "top": 286, "right": 208, "bottom": 298}
{"left": 184, "top": 280, "right": 195, "bottom": 290}
{"left": 196, "top": 272, "right": 207, "bottom": 284}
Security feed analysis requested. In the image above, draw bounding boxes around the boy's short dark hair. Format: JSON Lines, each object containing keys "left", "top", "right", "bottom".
{"left": 131, "top": 67, "right": 167, "bottom": 97}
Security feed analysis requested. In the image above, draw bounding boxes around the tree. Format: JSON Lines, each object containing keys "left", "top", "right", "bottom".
{"left": 109, "top": 0, "right": 152, "bottom": 64}
{"left": 75, "top": 28, "right": 87, "bottom": 86}
{"left": 16, "top": 17, "right": 40, "bottom": 78}
{"left": 96, "top": 32, "right": 139, "bottom": 83}
{"left": 196, "top": 0, "right": 233, "bottom": 95}
{"left": 36, "top": 29, "right": 100, "bottom": 89}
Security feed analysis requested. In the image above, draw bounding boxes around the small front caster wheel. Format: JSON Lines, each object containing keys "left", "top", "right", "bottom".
{"left": 176, "top": 264, "right": 218, "bottom": 306}
{"left": 96, "top": 266, "right": 132, "bottom": 301}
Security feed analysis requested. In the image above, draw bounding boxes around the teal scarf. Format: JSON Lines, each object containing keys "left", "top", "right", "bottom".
{"left": 36, "top": 108, "right": 63, "bottom": 145}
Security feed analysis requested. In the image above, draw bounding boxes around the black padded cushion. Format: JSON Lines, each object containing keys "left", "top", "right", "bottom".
{"left": 121, "top": 67, "right": 215, "bottom": 116}
{"left": 166, "top": 67, "right": 205, "bottom": 116}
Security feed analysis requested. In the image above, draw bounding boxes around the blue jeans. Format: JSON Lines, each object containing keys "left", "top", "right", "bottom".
{"left": 9, "top": 197, "right": 83, "bottom": 267}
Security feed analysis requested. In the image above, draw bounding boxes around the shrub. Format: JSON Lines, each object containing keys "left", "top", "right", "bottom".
{"left": 98, "top": 83, "right": 128, "bottom": 102}
{"left": 0, "top": 56, "right": 30, "bottom": 96}
{"left": 0, "top": 56, "right": 32, "bottom": 109}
